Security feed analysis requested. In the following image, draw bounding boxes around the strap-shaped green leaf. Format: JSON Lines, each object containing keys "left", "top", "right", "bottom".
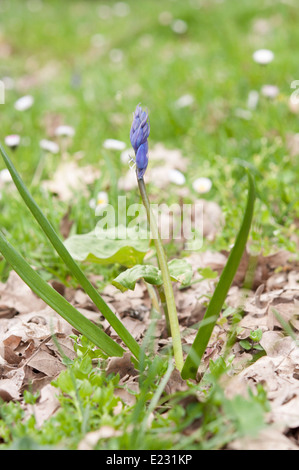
{"left": 181, "top": 172, "right": 256, "bottom": 380}
{"left": 0, "top": 231, "right": 124, "bottom": 358}
{"left": 0, "top": 143, "right": 140, "bottom": 360}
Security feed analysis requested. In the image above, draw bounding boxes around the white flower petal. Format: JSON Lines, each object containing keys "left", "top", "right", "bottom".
{"left": 174, "top": 94, "right": 194, "bottom": 109}
{"left": 89, "top": 198, "right": 96, "bottom": 209}
{"left": 261, "top": 84, "right": 279, "bottom": 99}
{"left": 0, "top": 169, "right": 13, "bottom": 183}
{"left": 96, "top": 191, "right": 109, "bottom": 205}
{"left": 103, "top": 139, "right": 126, "bottom": 150}
{"left": 54, "top": 125, "right": 75, "bottom": 137}
{"left": 90, "top": 34, "right": 106, "bottom": 48}
{"left": 168, "top": 169, "right": 186, "bottom": 185}
{"left": 4, "top": 134, "right": 21, "bottom": 148}
{"left": 39, "top": 139, "right": 59, "bottom": 154}
{"left": 171, "top": 19, "right": 188, "bottom": 34}
{"left": 253, "top": 49, "right": 274, "bottom": 65}
{"left": 89, "top": 192, "right": 109, "bottom": 211}
{"left": 14, "top": 95, "right": 34, "bottom": 111}
{"left": 192, "top": 177, "right": 212, "bottom": 194}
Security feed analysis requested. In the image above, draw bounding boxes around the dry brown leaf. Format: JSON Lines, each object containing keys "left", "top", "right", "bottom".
{"left": 0, "top": 379, "right": 21, "bottom": 402}
{"left": 120, "top": 317, "right": 146, "bottom": 341}
{"left": 0, "top": 270, "right": 46, "bottom": 315}
{"left": 106, "top": 352, "right": 138, "bottom": 379}
{"left": 45, "top": 334, "right": 77, "bottom": 362}
{"left": 26, "top": 349, "right": 66, "bottom": 377}
{"left": 0, "top": 305, "right": 18, "bottom": 319}
{"left": 270, "top": 301, "right": 299, "bottom": 331}
{"left": 229, "top": 427, "right": 299, "bottom": 450}
{"left": 59, "top": 207, "right": 74, "bottom": 239}
{"left": 78, "top": 427, "right": 122, "bottom": 450}
{"left": 0, "top": 367, "right": 25, "bottom": 401}
{"left": 114, "top": 386, "right": 137, "bottom": 407}
{"left": 164, "top": 368, "right": 189, "bottom": 395}
{"left": 271, "top": 394, "right": 299, "bottom": 429}
{"left": 29, "top": 384, "right": 60, "bottom": 428}
{"left": 260, "top": 331, "right": 295, "bottom": 357}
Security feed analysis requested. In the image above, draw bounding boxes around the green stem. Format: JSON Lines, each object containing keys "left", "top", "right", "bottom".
{"left": 138, "top": 178, "right": 183, "bottom": 371}
{"left": 145, "top": 281, "right": 161, "bottom": 317}
{"left": 157, "top": 285, "right": 171, "bottom": 336}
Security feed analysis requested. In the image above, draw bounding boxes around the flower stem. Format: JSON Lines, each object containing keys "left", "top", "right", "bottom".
{"left": 157, "top": 285, "right": 171, "bottom": 336}
{"left": 138, "top": 178, "right": 183, "bottom": 371}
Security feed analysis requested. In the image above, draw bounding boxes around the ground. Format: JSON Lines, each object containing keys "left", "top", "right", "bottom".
{"left": 0, "top": 0, "right": 299, "bottom": 450}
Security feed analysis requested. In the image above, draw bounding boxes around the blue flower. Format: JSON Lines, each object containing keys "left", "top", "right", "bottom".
{"left": 130, "top": 105, "right": 150, "bottom": 179}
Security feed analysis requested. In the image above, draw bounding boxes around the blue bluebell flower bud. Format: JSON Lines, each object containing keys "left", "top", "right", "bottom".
{"left": 130, "top": 105, "right": 150, "bottom": 179}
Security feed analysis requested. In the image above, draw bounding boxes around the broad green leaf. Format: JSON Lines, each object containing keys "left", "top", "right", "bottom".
{"left": 167, "top": 258, "right": 192, "bottom": 286}
{"left": 0, "top": 230, "right": 124, "bottom": 358}
{"left": 112, "top": 259, "right": 193, "bottom": 292}
{"left": 0, "top": 143, "right": 141, "bottom": 360}
{"left": 113, "top": 264, "right": 161, "bottom": 292}
{"left": 64, "top": 226, "right": 150, "bottom": 268}
{"left": 239, "top": 340, "right": 252, "bottom": 350}
{"left": 181, "top": 172, "right": 256, "bottom": 380}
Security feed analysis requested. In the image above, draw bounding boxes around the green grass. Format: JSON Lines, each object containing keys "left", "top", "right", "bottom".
{"left": 0, "top": 335, "right": 269, "bottom": 450}
{"left": 0, "top": 0, "right": 298, "bottom": 449}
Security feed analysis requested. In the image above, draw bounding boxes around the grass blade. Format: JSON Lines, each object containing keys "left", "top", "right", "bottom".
{"left": 181, "top": 172, "right": 256, "bottom": 380}
{"left": 0, "top": 143, "right": 140, "bottom": 360}
{"left": 0, "top": 230, "right": 124, "bottom": 357}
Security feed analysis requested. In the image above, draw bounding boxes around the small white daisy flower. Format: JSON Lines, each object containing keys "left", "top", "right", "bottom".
{"left": 171, "top": 19, "right": 188, "bottom": 34}
{"left": 14, "top": 95, "right": 34, "bottom": 111}
{"left": 192, "top": 177, "right": 212, "bottom": 194}
{"left": 103, "top": 139, "right": 126, "bottom": 150}
{"left": 261, "top": 84, "right": 279, "bottom": 99}
{"left": 168, "top": 169, "right": 186, "bottom": 185}
{"left": 0, "top": 168, "right": 13, "bottom": 184}
{"left": 4, "top": 134, "right": 21, "bottom": 149}
{"left": 54, "top": 125, "right": 75, "bottom": 137}
{"left": 90, "top": 34, "right": 106, "bottom": 48}
{"left": 174, "top": 94, "right": 194, "bottom": 109}
{"left": 252, "top": 49, "right": 274, "bottom": 65}
{"left": 89, "top": 191, "right": 109, "bottom": 214}
{"left": 39, "top": 139, "right": 59, "bottom": 154}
